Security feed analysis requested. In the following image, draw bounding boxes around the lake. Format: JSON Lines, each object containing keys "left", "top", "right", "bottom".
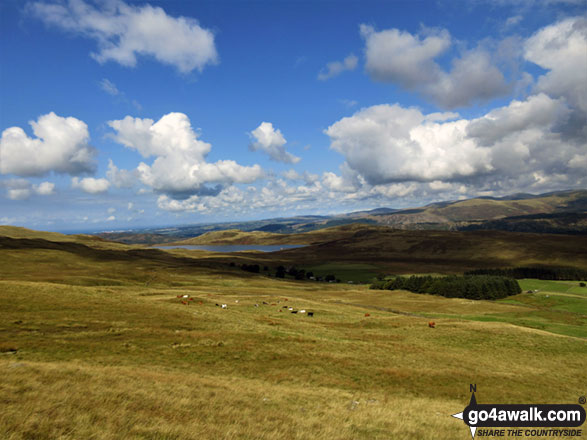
{"left": 155, "top": 244, "right": 304, "bottom": 253}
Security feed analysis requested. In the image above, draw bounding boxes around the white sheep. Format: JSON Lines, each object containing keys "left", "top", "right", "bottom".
{"left": 221, "top": 304, "right": 227, "bottom": 309}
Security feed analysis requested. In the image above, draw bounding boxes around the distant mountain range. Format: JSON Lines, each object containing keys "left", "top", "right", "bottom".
{"left": 97, "top": 189, "right": 587, "bottom": 244}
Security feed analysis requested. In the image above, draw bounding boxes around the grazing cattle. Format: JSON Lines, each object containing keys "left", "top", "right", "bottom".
{"left": 263, "top": 301, "right": 268, "bottom": 305}
{"left": 288, "top": 307, "right": 293, "bottom": 311}
{"left": 182, "top": 295, "right": 189, "bottom": 298}
{"left": 198, "top": 301, "right": 203, "bottom": 305}
{"left": 254, "top": 304, "right": 259, "bottom": 308}
{"left": 279, "top": 309, "right": 282, "bottom": 312}
{"left": 428, "top": 321, "right": 435, "bottom": 328}
{"left": 221, "top": 304, "right": 228, "bottom": 309}
{"left": 189, "top": 298, "right": 194, "bottom": 301}
{"left": 299, "top": 310, "right": 306, "bottom": 314}
{"left": 215, "top": 303, "right": 219, "bottom": 306}
{"left": 291, "top": 310, "right": 298, "bottom": 314}
{"left": 271, "top": 303, "right": 277, "bottom": 306}
{"left": 181, "top": 301, "right": 187, "bottom": 305}
{"left": 177, "top": 295, "right": 182, "bottom": 298}
{"left": 282, "top": 306, "right": 288, "bottom": 309}
{"left": 364, "top": 313, "right": 370, "bottom": 317}
{"left": 307, "top": 312, "right": 314, "bottom": 317}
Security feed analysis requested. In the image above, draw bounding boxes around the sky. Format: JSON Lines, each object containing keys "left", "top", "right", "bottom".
{"left": 0, "top": 0, "right": 586, "bottom": 232}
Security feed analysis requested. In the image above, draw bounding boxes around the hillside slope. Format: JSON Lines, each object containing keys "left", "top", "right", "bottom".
{"left": 165, "top": 223, "right": 383, "bottom": 246}
{"left": 0, "top": 226, "right": 131, "bottom": 250}
{"left": 268, "top": 228, "right": 587, "bottom": 273}
{"left": 367, "top": 190, "right": 587, "bottom": 229}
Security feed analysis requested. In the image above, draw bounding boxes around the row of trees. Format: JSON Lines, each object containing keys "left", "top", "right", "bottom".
{"left": 274, "top": 265, "right": 338, "bottom": 281}
{"left": 465, "top": 266, "right": 587, "bottom": 281}
{"left": 370, "top": 275, "right": 521, "bottom": 300}
{"left": 234, "top": 262, "right": 340, "bottom": 282}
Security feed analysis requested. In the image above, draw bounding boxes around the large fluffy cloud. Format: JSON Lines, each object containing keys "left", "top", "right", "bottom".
{"left": 0, "top": 112, "right": 96, "bottom": 177}
{"left": 249, "top": 122, "right": 300, "bottom": 164}
{"left": 325, "top": 93, "right": 585, "bottom": 192}
{"left": 28, "top": 0, "right": 218, "bottom": 73}
{"left": 108, "top": 113, "right": 263, "bottom": 198}
{"left": 325, "top": 104, "right": 493, "bottom": 184}
{"left": 360, "top": 25, "right": 510, "bottom": 109}
{"left": 525, "top": 16, "right": 587, "bottom": 136}
{"left": 324, "top": 16, "right": 587, "bottom": 197}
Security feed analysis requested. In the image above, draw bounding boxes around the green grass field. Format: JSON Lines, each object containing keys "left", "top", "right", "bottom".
{"left": 1, "top": 230, "right": 586, "bottom": 439}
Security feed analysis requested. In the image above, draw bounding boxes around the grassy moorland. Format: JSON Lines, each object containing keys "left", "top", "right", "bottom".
{"left": 0, "top": 228, "right": 586, "bottom": 439}
{"left": 179, "top": 226, "right": 587, "bottom": 277}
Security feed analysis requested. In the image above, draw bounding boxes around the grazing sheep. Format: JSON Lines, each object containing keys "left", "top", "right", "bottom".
{"left": 288, "top": 307, "right": 293, "bottom": 311}
{"left": 299, "top": 310, "right": 306, "bottom": 314}
{"left": 182, "top": 295, "right": 189, "bottom": 298}
{"left": 222, "top": 304, "right": 228, "bottom": 309}
{"left": 428, "top": 321, "right": 435, "bottom": 328}
{"left": 307, "top": 312, "right": 314, "bottom": 317}
{"left": 254, "top": 304, "right": 259, "bottom": 308}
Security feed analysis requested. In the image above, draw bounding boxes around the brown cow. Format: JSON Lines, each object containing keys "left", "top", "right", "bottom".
{"left": 428, "top": 321, "right": 436, "bottom": 328}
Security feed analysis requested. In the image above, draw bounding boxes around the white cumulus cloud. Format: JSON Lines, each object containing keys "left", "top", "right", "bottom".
{"left": 0, "top": 112, "right": 96, "bottom": 177}
{"left": 360, "top": 24, "right": 510, "bottom": 108}
{"left": 325, "top": 104, "right": 491, "bottom": 184}
{"left": 106, "top": 159, "right": 136, "bottom": 188}
{"left": 249, "top": 122, "right": 300, "bottom": 164}
{"left": 28, "top": 0, "right": 218, "bottom": 73}
{"left": 7, "top": 188, "right": 32, "bottom": 200}
{"left": 34, "top": 181, "right": 56, "bottom": 195}
{"left": 325, "top": 90, "right": 586, "bottom": 193}
{"left": 1, "top": 179, "right": 55, "bottom": 200}
{"left": 525, "top": 16, "right": 587, "bottom": 115}
{"left": 72, "top": 177, "right": 110, "bottom": 194}
{"left": 108, "top": 112, "right": 263, "bottom": 198}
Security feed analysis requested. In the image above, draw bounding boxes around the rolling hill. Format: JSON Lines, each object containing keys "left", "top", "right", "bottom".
{"left": 164, "top": 223, "right": 377, "bottom": 246}
{"left": 360, "top": 189, "right": 587, "bottom": 230}
{"left": 1, "top": 223, "right": 585, "bottom": 439}
{"left": 96, "top": 189, "right": 587, "bottom": 244}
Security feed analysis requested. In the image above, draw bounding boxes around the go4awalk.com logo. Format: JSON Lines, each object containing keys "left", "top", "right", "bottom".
{"left": 451, "top": 385, "right": 586, "bottom": 439}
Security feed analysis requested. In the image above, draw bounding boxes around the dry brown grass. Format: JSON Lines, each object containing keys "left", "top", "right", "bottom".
{"left": 0, "top": 230, "right": 585, "bottom": 439}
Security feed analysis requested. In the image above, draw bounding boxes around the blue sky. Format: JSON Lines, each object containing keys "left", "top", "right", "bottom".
{"left": 1, "top": 0, "right": 585, "bottom": 232}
